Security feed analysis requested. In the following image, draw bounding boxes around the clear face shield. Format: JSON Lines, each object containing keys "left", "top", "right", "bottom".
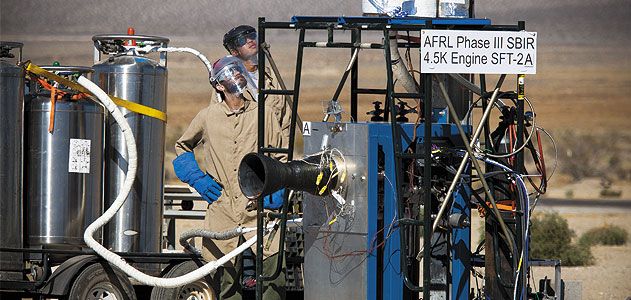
{"left": 211, "top": 57, "right": 256, "bottom": 97}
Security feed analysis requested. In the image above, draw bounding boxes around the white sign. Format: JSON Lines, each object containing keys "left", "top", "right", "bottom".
{"left": 68, "top": 138, "right": 91, "bottom": 174}
{"left": 420, "top": 30, "right": 537, "bottom": 74}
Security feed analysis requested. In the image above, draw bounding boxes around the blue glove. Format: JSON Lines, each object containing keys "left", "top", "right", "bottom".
{"left": 173, "top": 152, "right": 222, "bottom": 204}
{"left": 264, "top": 188, "right": 285, "bottom": 210}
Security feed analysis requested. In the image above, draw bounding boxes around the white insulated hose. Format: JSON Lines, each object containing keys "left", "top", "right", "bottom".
{"left": 156, "top": 47, "right": 213, "bottom": 74}
{"left": 78, "top": 76, "right": 267, "bottom": 288}
{"left": 153, "top": 46, "right": 217, "bottom": 99}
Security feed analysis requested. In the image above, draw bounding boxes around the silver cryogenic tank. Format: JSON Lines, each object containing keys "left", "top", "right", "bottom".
{"left": 24, "top": 66, "right": 104, "bottom": 251}
{"left": 92, "top": 34, "right": 168, "bottom": 272}
{"left": 0, "top": 41, "right": 24, "bottom": 279}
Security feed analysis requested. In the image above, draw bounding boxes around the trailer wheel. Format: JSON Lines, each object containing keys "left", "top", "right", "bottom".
{"left": 67, "top": 262, "right": 136, "bottom": 300}
{"left": 150, "top": 260, "right": 216, "bottom": 300}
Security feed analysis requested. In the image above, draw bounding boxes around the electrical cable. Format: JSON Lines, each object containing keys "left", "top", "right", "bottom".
{"left": 478, "top": 154, "right": 530, "bottom": 300}
{"left": 463, "top": 95, "right": 507, "bottom": 126}
{"left": 479, "top": 96, "right": 537, "bottom": 159}
{"left": 537, "top": 126, "right": 558, "bottom": 181}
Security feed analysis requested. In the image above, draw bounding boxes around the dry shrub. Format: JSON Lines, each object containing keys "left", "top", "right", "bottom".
{"left": 579, "top": 224, "right": 628, "bottom": 246}
{"left": 530, "top": 211, "right": 594, "bottom": 266}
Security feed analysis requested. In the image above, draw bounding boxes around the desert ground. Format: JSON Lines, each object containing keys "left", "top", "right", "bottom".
{"left": 10, "top": 34, "right": 631, "bottom": 299}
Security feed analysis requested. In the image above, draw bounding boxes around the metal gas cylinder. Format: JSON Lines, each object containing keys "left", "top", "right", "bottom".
{"left": 92, "top": 33, "right": 168, "bottom": 274}
{"left": 0, "top": 41, "right": 25, "bottom": 279}
{"left": 24, "top": 65, "right": 104, "bottom": 251}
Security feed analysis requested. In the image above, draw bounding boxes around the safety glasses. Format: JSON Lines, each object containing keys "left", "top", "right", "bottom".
{"left": 233, "top": 32, "right": 258, "bottom": 48}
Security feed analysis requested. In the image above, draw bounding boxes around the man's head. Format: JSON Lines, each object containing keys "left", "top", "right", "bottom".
{"left": 210, "top": 56, "right": 253, "bottom": 97}
{"left": 223, "top": 25, "right": 258, "bottom": 62}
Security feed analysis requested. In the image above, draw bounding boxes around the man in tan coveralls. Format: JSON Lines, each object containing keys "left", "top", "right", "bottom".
{"left": 222, "top": 24, "right": 293, "bottom": 290}
{"left": 173, "top": 56, "right": 287, "bottom": 299}
{"left": 221, "top": 25, "right": 291, "bottom": 137}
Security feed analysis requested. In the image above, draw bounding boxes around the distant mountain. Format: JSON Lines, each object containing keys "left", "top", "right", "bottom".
{"left": 1, "top": 0, "right": 629, "bottom": 46}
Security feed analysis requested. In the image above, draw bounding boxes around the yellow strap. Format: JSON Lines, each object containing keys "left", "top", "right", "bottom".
{"left": 26, "top": 63, "right": 167, "bottom": 122}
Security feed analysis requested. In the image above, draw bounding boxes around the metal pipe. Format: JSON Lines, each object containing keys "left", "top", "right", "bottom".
{"left": 323, "top": 48, "right": 359, "bottom": 122}
{"left": 350, "top": 29, "right": 359, "bottom": 121}
{"left": 448, "top": 73, "right": 482, "bottom": 95}
{"left": 255, "top": 17, "right": 267, "bottom": 299}
{"left": 433, "top": 83, "right": 515, "bottom": 255}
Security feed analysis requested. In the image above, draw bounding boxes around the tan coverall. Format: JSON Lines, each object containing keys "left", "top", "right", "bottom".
{"left": 211, "top": 67, "right": 292, "bottom": 137}
{"left": 175, "top": 90, "right": 288, "bottom": 299}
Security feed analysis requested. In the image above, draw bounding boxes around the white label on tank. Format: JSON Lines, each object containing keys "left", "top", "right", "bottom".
{"left": 68, "top": 138, "right": 91, "bottom": 174}
{"left": 421, "top": 30, "right": 537, "bottom": 74}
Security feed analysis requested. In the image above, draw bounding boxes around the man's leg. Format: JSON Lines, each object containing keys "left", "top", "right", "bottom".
{"left": 242, "top": 247, "right": 257, "bottom": 288}
{"left": 215, "top": 254, "right": 243, "bottom": 300}
{"left": 262, "top": 253, "right": 286, "bottom": 300}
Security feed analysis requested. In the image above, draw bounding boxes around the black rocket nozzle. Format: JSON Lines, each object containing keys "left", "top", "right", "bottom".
{"left": 238, "top": 152, "right": 338, "bottom": 199}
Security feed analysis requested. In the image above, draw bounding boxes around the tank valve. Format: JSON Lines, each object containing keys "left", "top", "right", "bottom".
{"left": 366, "top": 101, "right": 384, "bottom": 121}
{"left": 126, "top": 27, "right": 137, "bottom": 46}
{"left": 395, "top": 100, "right": 417, "bottom": 123}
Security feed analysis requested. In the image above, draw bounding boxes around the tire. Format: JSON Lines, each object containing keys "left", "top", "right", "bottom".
{"left": 150, "top": 260, "right": 216, "bottom": 300}
{"left": 67, "top": 262, "right": 137, "bottom": 300}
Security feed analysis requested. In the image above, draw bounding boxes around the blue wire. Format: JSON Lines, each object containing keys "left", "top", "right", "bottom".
{"left": 454, "top": 150, "right": 531, "bottom": 299}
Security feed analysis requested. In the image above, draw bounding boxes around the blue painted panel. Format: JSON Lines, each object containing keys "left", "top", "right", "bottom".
{"left": 364, "top": 122, "right": 472, "bottom": 300}
{"left": 367, "top": 128, "right": 380, "bottom": 300}
{"left": 389, "top": 17, "right": 492, "bottom": 26}
{"left": 451, "top": 184, "right": 472, "bottom": 300}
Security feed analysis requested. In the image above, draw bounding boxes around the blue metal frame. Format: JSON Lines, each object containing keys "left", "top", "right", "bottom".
{"left": 451, "top": 184, "right": 472, "bottom": 300}
{"left": 366, "top": 122, "right": 470, "bottom": 300}
{"left": 291, "top": 15, "right": 491, "bottom": 27}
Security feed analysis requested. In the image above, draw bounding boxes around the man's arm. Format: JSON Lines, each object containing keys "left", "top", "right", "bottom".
{"left": 173, "top": 108, "right": 222, "bottom": 204}
{"left": 175, "top": 108, "right": 206, "bottom": 155}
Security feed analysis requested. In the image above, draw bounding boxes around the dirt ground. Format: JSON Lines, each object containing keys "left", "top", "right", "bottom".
{"left": 14, "top": 37, "right": 631, "bottom": 299}
{"left": 469, "top": 203, "right": 631, "bottom": 300}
